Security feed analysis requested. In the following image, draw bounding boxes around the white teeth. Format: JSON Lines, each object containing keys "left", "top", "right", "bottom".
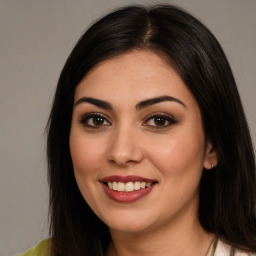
{"left": 106, "top": 181, "right": 153, "bottom": 192}
{"left": 113, "top": 181, "right": 118, "bottom": 191}
{"left": 108, "top": 182, "right": 113, "bottom": 189}
{"left": 125, "top": 182, "right": 134, "bottom": 192}
{"left": 140, "top": 182, "right": 146, "bottom": 188}
{"left": 117, "top": 182, "right": 125, "bottom": 192}
{"left": 134, "top": 181, "right": 140, "bottom": 190}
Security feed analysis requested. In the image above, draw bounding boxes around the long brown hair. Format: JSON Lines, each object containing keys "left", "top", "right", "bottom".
{"left": 47, "top": 4, "right": 256, "bottom": 255}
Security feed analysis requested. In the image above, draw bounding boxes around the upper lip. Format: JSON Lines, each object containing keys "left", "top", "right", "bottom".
{"left": 100, "top": 175, "right": 157, "bottom": 183}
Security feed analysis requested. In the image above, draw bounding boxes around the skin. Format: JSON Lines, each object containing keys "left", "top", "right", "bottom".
{"left": 69, "top": 50, "right": 217, "bottom": 256}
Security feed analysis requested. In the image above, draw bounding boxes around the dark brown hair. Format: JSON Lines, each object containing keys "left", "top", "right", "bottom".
{"left": 47, "top": 4, "right": 256, "bottom": 255}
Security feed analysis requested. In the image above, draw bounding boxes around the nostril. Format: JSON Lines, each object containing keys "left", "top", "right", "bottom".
{"left": 107, "top": 149, "right": 145, "bottom": 166}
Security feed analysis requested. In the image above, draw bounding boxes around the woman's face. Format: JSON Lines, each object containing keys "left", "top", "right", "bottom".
{"left": 70, "top": 50, "right": 216, "bottom": 234}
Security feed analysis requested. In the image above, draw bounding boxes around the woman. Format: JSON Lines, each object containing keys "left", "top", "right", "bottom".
{"left": 20, "top": 4, "right": 256, "bottom": 256}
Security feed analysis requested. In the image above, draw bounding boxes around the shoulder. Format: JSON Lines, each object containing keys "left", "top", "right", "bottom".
{"left": 17, "top": 239, "right": 51, "bottom": 256}
{"left": 215, "top": 239, "right": 256, "bottom": 256}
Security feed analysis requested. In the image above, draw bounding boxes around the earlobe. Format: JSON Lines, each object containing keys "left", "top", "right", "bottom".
{"left": 203, "top": 142, "right": 218, "bottom": 170}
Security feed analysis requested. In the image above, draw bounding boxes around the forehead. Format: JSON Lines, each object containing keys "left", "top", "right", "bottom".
{"left": 74, "top": 50, "right": 197, "bottom": 110}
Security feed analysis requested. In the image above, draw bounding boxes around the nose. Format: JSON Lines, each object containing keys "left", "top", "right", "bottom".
{"left": 107, "top": 126, "right": 144, "bottom": 167}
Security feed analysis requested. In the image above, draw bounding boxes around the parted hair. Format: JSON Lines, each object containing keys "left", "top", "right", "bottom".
{"left": 47, "top": 4, "right": 256, "bottom": 256}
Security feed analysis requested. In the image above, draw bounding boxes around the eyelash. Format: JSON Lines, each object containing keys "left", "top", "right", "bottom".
{"left": 79, "top": 112, "right": 177, "bottom": 129}
{"left": 143, "top": 113, "right": 177, "bottom": 129}
{"left": 79, "top": 113, "right": 111, "bottom": 128}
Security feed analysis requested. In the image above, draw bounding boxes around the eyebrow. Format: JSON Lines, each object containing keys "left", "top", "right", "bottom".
{"left": 75, "top": 97, "right": 113, "bottom": 110}
{"left": 135, "top": 95, "right": 186, "bottom": 110}
{"left": 75, "top": 95, "right": 186, "bottom": 110}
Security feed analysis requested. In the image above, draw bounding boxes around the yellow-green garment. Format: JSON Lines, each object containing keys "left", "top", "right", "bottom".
{"left": 18, "top": 239, "right": 50, "bottom": 256}
{"left": 207, "top": 239, "right": 216, "bottom": 256}
{"left": 18, "top": 238, "right": 215, "bottom": 256}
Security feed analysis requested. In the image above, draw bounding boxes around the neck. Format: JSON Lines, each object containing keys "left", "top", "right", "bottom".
{"left": 107, "top": 210, "right": 214, "bottom": 256}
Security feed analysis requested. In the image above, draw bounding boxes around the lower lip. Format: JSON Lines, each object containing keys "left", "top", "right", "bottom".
{"left": 101, "top": 183, "right": 156, "bottom": 203}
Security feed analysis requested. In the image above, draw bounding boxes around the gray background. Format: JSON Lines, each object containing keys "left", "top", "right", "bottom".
{"left": 0, "top": 0, "right": 255, "bottom": 255}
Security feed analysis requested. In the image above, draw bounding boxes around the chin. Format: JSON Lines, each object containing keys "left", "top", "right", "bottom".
{"left": 109, "top": 222, "right": 150, "bottom": 234}
{"left": 102, "top": 211, "right": 156, "bottom": 234}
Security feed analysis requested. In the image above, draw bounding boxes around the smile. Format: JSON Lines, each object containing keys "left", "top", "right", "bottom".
{"left": 100, "top": 175, "right": 157, "bottom": 202}
{"left": 107, "top": 181, "right": 153, "bottom": 192}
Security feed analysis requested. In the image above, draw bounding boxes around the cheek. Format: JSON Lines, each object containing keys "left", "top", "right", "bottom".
{"left": 69, "top": 130, "right": 107, "bottom": 210}
{"left": 69, "top": 132, "right": 105, "bottom": 178}
{"left": 146, "top": 128, "right": 206, "bottom": 177}
{"left": 145, "top": 130, "right": 206, "bottom": 213}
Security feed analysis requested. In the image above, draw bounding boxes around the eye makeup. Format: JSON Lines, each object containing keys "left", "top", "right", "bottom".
{"left": 78, "top": 110, "right": 178, "bottom": 131}
{"left": 79, "top": 112, "right": 111, "bottom": 128}
{"left": 143, "top": 112, "right": 178, "bottom": 129}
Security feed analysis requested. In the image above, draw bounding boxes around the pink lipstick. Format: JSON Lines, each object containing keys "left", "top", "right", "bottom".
{"left": 100, "top": 175, "right": 157, "bottom": 203}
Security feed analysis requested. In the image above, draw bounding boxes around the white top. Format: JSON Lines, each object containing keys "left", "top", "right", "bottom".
{"left": 215, "top": 240, "right": 256, "bottom": 256}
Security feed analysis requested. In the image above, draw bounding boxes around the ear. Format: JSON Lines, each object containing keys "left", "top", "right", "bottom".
{"left": 203, "top": 141, "right": 218, "bottom": 170}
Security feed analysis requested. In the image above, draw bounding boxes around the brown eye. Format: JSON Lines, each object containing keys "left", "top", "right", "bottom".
{"left": 80, "top": 113, "right": 111, "bottom": 128}
{"left": 143, "top": 114, "right": 177, "bottom": 129}
{"left": 153, "top": 117, "right": 168, "bottom": 126}
{"left": 92, "top": 116, "right": 105, "bottom": 126}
